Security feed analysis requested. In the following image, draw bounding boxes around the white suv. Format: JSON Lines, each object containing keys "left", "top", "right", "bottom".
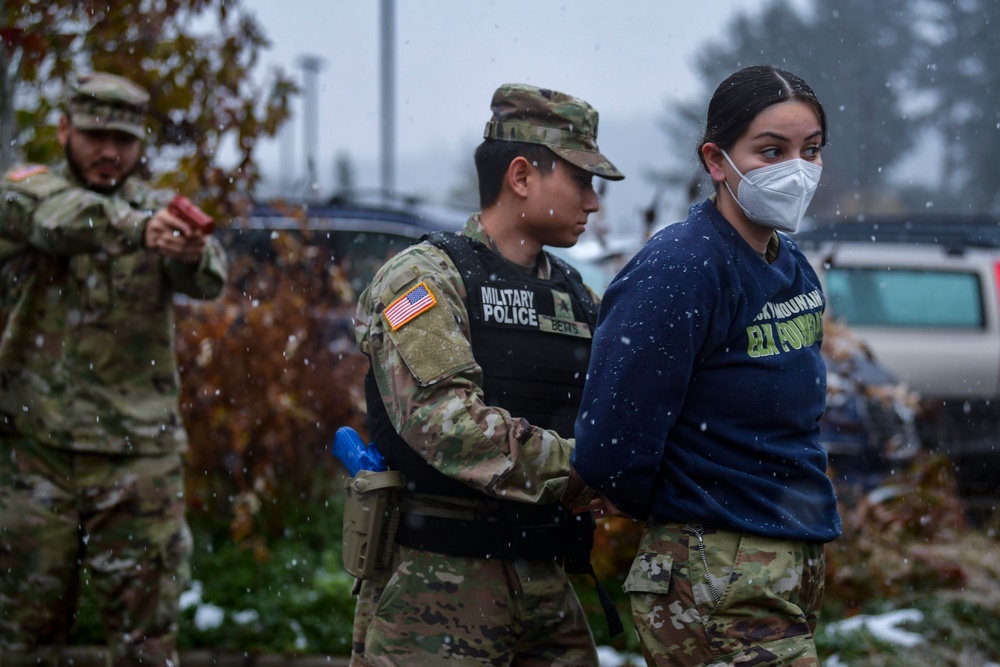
{"left": 795, "top": 216, "right": 1000, "bottom": 510}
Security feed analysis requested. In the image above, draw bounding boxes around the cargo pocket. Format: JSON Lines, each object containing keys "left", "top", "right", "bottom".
{"left": 622, "top": 551, "right": 674, "bottom": 595}
{"left": 702, "top": 533, "right": 817, "bottom": 658}
{"left": 624, "top": 551, "right": 684, "bottom": 644}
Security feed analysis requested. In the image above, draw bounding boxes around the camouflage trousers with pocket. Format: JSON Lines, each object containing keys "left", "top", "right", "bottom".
{"left": 623, "top": 521, "right": 825, "bottom": 667}
{"left": 0, "top": 435, "right": 192, "bottom": 666}
{"left": 351, "top": 546, "right": 599, "bottom": 667}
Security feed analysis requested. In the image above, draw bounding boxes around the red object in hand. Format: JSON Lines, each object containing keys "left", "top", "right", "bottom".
{"left": 167, "top": 194, "right": 215, "bottom": 234}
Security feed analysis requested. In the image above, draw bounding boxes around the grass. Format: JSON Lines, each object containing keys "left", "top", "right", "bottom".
{"left": 179, "top": 530, "right": 357, "bottom": 655}
{"left": 70, "top": 497, "right": 358, "bottom": 657}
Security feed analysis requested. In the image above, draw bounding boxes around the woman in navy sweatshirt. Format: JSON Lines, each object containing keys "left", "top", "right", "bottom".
{"left": 574, "top": 65, "right": 842, "bottom": 666}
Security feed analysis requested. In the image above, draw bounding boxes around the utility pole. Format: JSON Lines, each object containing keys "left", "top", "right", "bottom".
{"left": 278, "top": 113, "right": 294, "bottom": 194}
{"left": 379, "top": 0, "right": 395, "bottom": 199}
{"left": 297, "top": 54, "right": 324, "bottom": 201}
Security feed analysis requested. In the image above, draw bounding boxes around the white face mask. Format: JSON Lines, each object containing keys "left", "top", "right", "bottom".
{"left": 721, "top": 150, "right": 822, "bottom": 233}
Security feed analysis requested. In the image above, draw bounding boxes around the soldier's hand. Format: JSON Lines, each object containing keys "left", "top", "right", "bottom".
{"left": 144, "top": 208, "right": 206, "bottom": 263}
{"left": 573, "top": 494, "right": 627, "bottom": 518}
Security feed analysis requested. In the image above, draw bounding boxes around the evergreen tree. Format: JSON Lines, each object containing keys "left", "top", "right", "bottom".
{"left": 912, "top": 0, "right": 1000, "bottom": 213}
{"left": 659, "top": 0, "right": 922, "bottom": 218}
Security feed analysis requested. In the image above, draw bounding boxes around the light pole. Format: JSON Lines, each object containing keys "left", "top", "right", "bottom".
{"left": 297, "top": 53, "right": 324, "bottom": 200}
{"left": 379, "top": 0, "right": 395, "bottom": 199}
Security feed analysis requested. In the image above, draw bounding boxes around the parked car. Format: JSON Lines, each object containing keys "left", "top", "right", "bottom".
{"left": 819, "top": 316, "right": 922, "bottom": 495}
{"left": 220, "top": 195, "right": 613, "bottom": 298}
{"left": 220, "top": 196, "right": 464, "bottom": 298}
{"left": 794, "top": 215, "right": 1000, "bottom": 510}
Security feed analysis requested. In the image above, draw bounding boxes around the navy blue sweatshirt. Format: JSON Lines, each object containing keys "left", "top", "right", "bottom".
{"left": 574, "top": 199, "right": 841, "bottom": 542}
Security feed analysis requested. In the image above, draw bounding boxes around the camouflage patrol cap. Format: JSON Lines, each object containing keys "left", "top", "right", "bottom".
{"left": 484, "top": 83, "right": 624, "bottom": 181}
{"left": 67, "top": 72, "right": 149, "bottom": 139}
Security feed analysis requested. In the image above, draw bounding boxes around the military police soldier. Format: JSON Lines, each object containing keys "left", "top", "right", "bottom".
{"left": 0, "top": 72, "right": 226, "bottom": 665}
{"left": 351, "top": 83, "right": 624, "bottom": 666}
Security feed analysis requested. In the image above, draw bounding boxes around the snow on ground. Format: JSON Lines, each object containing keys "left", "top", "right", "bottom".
{"left": 823, "top": 609, "right": 926, "bottom": 666}
{"left": 824, "top": 608, "right": 926, "bottom": 648}
{"left": 597, "top": 645, "right": 641, "bottom": 667}
{"left": 180, "top": 580, "right": 267, "bottom": 632}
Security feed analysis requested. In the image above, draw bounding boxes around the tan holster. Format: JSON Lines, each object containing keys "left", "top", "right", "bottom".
{"left": 341, "top": 470, "right": 405, "bottom": 580}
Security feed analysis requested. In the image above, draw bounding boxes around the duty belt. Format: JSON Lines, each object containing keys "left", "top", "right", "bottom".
{"left": 396, "top": 512, "right": 588, "bottom": 565}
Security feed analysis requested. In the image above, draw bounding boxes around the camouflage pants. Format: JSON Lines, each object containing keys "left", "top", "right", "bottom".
{"left": 352, "top": 546, "right": 598, "bottom": 666}
{"left": 623, "top": 522, "right": 825, "bottom": 667}
{"left": 351, "top": 563, "right": 395, "bottom": 657}
{"left": 0, "top": 435, "right": 191, "bottom": 667}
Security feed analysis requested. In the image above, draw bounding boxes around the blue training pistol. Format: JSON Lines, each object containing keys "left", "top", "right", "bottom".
{"left": 333, "top": 426, "right": 387, "bottom": 476}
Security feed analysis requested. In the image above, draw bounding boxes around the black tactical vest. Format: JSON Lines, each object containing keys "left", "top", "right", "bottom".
{"left": 366, "top": 231, "right": 597, "bottom": 503}
{"left": 442, "top": 231, "right": 598, "bottom": 435}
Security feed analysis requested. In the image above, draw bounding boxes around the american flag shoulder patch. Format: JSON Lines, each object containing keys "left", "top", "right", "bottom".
{"left": 5, "top": 164, "right": 48, "bottom": 182}
{"left": 383, "top": 281, "right": 437, "bottom": 331}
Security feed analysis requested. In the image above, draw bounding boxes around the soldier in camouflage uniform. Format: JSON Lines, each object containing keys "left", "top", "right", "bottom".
{"left": 351, "top": 84, "right": 624, "bottom": 666}
{"left": 0, "top": 72, "right": 227, "bottom": 666}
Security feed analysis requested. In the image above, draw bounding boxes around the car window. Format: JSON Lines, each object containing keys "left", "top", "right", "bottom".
{"left": 826, "top": 267, "right": 984, "bottom": 329}
{"left": 335, "top": 230, "right": 420, "bottom": 295}
{"left": 221, "top": 211, "right": 611, "bottom": 302}
{"left": 219, "top": 225, "right": 426, "bottom": 298}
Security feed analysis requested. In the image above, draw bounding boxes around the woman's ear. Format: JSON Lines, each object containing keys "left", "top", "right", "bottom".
{"left": 701, "top": 142, "right": 728, "bottom": 184}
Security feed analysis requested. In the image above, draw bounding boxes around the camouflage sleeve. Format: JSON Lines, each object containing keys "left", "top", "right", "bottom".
{"left": 1, "top": 182, "right": 147, "bottom": 256}
{"left": 357, "top": 243, "right": 584, "bottom": 507}
{"left": 163, "top": 235, "right": 228, "bottom": 299}
{"left": 0, "top": 195, "right": 27, "bottom": 263}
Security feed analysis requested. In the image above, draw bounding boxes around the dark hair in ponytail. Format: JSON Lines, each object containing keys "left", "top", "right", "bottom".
{"left": 698, "top": 65, "right": 827, "bottom": 172}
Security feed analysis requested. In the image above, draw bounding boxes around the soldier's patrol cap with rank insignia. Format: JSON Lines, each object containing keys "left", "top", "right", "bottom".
{"left": 67, "top": 72, "right": 149, "bottom": 140}
{"left": 483, "top": 83, "right": 624, "bottom": 181}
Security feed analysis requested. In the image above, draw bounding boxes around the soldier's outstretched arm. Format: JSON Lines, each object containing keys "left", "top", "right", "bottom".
{"left": 357, "top": 243, "right": 591, "bottom": 508}
{"left": 1, "top": 176, "right": 150, "bottom": 256}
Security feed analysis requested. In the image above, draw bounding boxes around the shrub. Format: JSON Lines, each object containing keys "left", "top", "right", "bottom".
{"left": 175, "top": 228, "right": 368, "bottom": 551}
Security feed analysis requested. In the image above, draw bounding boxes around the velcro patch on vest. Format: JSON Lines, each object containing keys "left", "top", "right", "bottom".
{"left": 384, "top": 281, "right": 437, "bottom": 330}
{"left": 538, "top": 314, "right": 592, "bottom": 338}
{"left": 5, "top": 164, "right": 48, "bottom": 182}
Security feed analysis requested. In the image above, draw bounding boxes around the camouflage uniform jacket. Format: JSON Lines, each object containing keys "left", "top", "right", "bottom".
{"left": 0, "top": 162, "right": 227, "bottom": 455}
{"left": 356, "top": 214, "right": 596, "bottom": 513}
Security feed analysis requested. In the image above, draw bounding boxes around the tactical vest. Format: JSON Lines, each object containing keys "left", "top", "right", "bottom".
{"left": 439, "top": 230, "right": 597, "bottom": 437}
{"left": 366, "top": 230, "right": 597, "bottom": 503}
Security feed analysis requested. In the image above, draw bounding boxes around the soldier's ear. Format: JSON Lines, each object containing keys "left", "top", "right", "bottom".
{"left": 506, "top": 156, "right": 531, "bottom": 198}
{"left": 57, "top": 115, "right": 72, "bottom": 147}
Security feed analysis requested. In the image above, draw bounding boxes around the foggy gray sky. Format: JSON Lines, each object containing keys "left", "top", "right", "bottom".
{"left": 242, "top": 0, "right": 787, "bottom": 234}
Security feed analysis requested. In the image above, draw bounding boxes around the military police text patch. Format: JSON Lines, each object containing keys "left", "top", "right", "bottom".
{"left": 5, "top": 164, "right": 48, "bottom": 182}
{"left": 384, "top": 282, "right": 437, "bottom": 331}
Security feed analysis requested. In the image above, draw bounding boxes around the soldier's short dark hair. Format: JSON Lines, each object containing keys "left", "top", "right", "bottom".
{"left": 474, "top": 140, "right": 556, "bottom": 209}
